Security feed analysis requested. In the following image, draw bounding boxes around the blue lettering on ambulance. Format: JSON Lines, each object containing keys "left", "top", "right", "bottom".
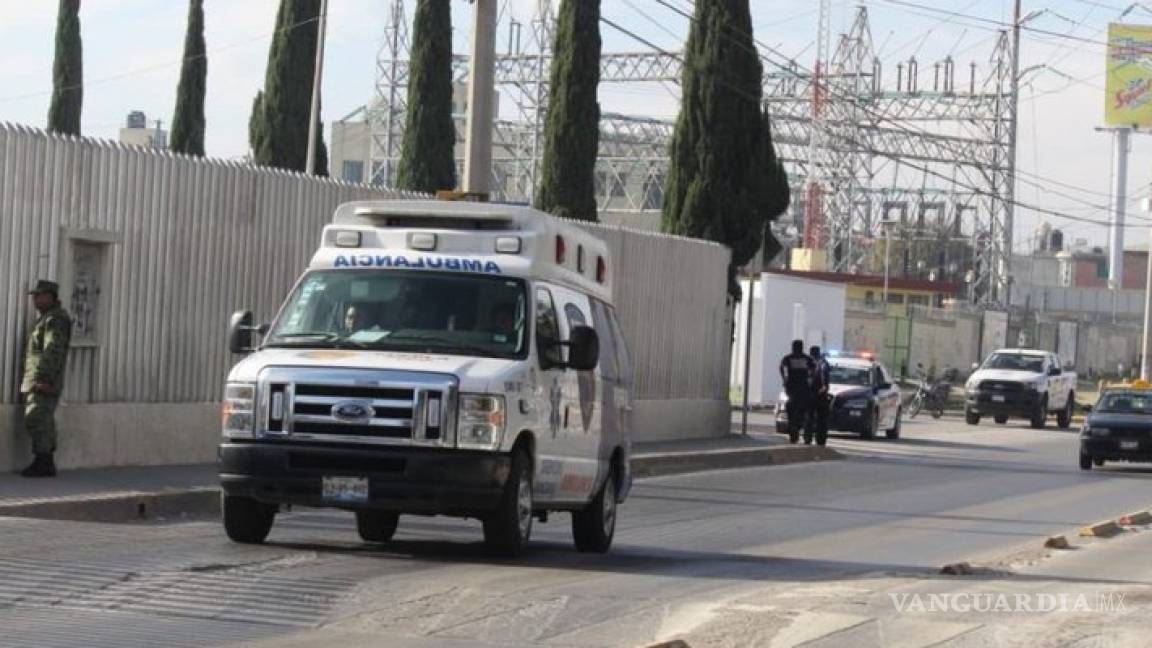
{"left": 331, "top": 255, "right": 502, "bottom": 274}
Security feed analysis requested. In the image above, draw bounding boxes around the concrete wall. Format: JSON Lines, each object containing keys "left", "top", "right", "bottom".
{"left": 1, "top": 124, "right": 733, "bottom": 468}
{"left": 1075, "top": 321, "right": 1142, "bottom": 377}
{"left": 1010, "top": 284, "right": 1144, "bottom": 316}
{"left": 844, "top": 308, "right": 886, "bottom": 358}
{"left": 2, "top": 403, "right": 219, "bottom": 470}
{"left": 907, "top": 308, "right": 982, "bottom": 375}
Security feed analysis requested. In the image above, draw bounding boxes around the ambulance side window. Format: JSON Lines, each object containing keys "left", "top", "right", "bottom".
{"left": 564, "top": 304, "right": 586, "bottom": 328}
{"left": 589, "top": 299, "right": 619, "bottom": 383}
{"left": 535, "top": 288, "right": 563, "bottom": 368}
{"left": 607, "top": 307, "right": 632, "bottom": 388}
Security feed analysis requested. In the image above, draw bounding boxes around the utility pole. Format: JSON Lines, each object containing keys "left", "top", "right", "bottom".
{"left": 306, "top": 0, "right": 330, "bottom": 176}
{"left": 463, "top": 0, "right": 498, "bottom": 196}
{"left": 1142, "top": 200, "right": 1152, "bottom": 380}
{"left": 1003, "top": 0, "right": 1022, "bottom": 304}
{"left": 152, "top": 119, "right": 166, "bottom": 149}
{"left": 740, "top": 274, "right": 757, "bottom": 436}
{"left": 1111, "top": 127, "right": 1131, "bottom": 291}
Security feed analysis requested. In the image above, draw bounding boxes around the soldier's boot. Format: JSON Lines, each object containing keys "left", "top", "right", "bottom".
{"left": 20, "top": 453, "right": 56, "bottom": 478}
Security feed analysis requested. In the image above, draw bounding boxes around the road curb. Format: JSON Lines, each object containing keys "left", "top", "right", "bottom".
{"left": 0, "top": 488, "right": 220, "bottom": 524}
{"left": 631, "top": 445, "right": 842, "bottom": 479}
{"left": 1079, "top": 520, "right": 1123, "bottom": 538}
{"left": 0, "top": 446, "right": 842, "bottom": 523}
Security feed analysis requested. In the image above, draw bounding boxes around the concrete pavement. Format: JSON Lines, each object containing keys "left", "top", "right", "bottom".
{"left": 1, "top": 414, "right": 1150, "bottom": 646}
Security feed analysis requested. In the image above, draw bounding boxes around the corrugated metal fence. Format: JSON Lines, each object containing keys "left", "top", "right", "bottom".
{"left": 577, "top": 223, "right": 732, "bottom": 402}
{"left": 0, "top": 123, "right": 417, "bottom": 404}
{"left": 1, "top": 123, "right": 732, "bottom": 407}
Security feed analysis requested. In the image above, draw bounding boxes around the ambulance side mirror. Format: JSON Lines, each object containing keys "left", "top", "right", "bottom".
{"left": 228, "top": 310, "right": 260, "bottom": 354}
{"left": 565, "top": 326, "right": 600, "bottom": 372}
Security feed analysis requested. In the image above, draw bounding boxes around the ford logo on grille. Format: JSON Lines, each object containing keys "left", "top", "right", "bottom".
{"left": 332, "top": 400, "right": 374, "bottom": 422}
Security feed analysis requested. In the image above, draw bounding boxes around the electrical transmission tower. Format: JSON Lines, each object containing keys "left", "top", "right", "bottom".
{"left": 365, "top": 2, "right": 1016, "bottom": 304}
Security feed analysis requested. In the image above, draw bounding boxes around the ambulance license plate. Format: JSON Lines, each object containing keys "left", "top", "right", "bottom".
{"left": 1121, "top": 440, "right": 1139, "bottom": 451}
{"left": 322, "top": 476, "right": 369, "bottom": 503}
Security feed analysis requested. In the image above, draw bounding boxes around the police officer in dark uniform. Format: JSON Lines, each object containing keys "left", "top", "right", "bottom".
{"left": 807, "top": 346, "right": 832, "bottom": 446}
{"left": 779, "top": 340, "right": 815, "bottom": 444}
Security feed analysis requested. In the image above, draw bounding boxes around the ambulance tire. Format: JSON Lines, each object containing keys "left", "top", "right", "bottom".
{"left": 356, "top": 511, "right": 399, "bottom": 543}
{"left": 573, "top": 466, "right": 619, "bottom": 554}
{"left": 222, "top": 494, "right": 275, "bottom": 544}
{"left": 483, "top": 449, "right": 533, "bottom": 557}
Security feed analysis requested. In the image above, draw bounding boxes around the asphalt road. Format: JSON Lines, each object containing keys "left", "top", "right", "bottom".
{"left": 1, "top": 414, "right": 1150, "bottom": 647}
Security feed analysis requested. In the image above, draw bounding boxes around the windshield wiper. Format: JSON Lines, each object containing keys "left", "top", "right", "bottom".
{"left": 383, "top": 333, "right": 503, "bottom": 357}
{"left": 265, "top": 332, "right": 366, "bottom": 349}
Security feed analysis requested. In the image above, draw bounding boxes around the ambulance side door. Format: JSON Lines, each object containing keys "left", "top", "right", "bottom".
{"left": 530, "top": 285, "right": 568, "bottom": 504}
{"left": 549, "top": 285, "right": 600, "bottom": 504}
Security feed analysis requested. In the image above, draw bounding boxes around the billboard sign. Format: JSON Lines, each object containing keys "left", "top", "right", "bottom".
{"left": 1105, "top": 23, "right": 1152, "bottom": 127}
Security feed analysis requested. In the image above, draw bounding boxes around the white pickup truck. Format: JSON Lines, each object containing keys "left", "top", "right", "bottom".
{"left": 964, "top": 349, "right": 1077, "bottom": 429}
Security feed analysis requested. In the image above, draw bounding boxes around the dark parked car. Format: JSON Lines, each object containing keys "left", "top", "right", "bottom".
{"left": 1080, "top": 383, "right": 1152, "bottom": 470}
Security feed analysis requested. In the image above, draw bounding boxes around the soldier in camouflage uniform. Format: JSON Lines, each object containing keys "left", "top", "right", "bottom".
{"left": 20, "top": 280, "right": 72, "bottom": 478}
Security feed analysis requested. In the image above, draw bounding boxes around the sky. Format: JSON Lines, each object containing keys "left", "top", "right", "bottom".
{"left": 1, "top": 0, "right": 1150, "bottom": 252}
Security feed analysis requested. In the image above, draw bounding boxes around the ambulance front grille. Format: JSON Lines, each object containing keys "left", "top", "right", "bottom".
{"left": 258, "top": 368, "right": 454, "bottom": 446}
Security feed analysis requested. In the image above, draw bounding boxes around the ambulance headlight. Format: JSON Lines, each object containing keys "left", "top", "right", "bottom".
{"left": 222, "top": 382, "right": 256, "bottom": 438}
{"left": 457, "top": 394, "right": 505, "bottom": 450}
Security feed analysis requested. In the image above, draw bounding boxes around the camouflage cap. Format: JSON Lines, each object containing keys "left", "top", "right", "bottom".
{"left": 28, "top": 280, "right": 59, "bottom": 296}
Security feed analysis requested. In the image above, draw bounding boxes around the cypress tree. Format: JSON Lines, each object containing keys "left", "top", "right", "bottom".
{"left": 313, "top": 100, "right": 329, "bottom": 177}
{"left": 47, "top": 0, "right": 83, "bottom": 136}
{"left": 535, "top": 0, "right": 601, "bottom": 221}
{"left": 396, "top": 0, "right": 456, "bottom": 192}
{"left": 662, "top": 0, "right": 764, "bottom": 299}
{"left": 248, "top": 91, "right": 265, "bottom": 158}
{"left": 249, "top": 0, "right": 328, "bottom": 174}
{"left": 758, "top": 108, "right": 791, "bottom": 262}
{"left": 171, "top": 0, "right": 207, "bottom": 156}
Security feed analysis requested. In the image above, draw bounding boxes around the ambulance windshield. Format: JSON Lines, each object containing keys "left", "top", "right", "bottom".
{"left": 266, "top": 270, "right": 528, "bottom": 359}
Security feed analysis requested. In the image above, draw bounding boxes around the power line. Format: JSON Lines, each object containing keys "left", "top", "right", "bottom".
{"left": 620, "top": 0, "right": 1152, "bottom": 230}
{"left": 873, "top": 0, "right": 1152, "bottom": 52}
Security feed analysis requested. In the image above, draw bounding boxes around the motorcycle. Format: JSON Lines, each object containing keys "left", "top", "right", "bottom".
{"left": 907, "top": 366, "right": 955, "bottom": 419}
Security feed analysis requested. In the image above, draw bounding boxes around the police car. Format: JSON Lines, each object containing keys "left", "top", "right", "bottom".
{"left": 775, "top": 352, "right": 903, "bottom": 439}
{"left": 1079, "top": 381, "right": 1152, "bottom": 470}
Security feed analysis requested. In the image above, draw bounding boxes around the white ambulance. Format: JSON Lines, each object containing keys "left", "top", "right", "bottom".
{"left": 219, "top": 200, "right": 633, "bottom": 556}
